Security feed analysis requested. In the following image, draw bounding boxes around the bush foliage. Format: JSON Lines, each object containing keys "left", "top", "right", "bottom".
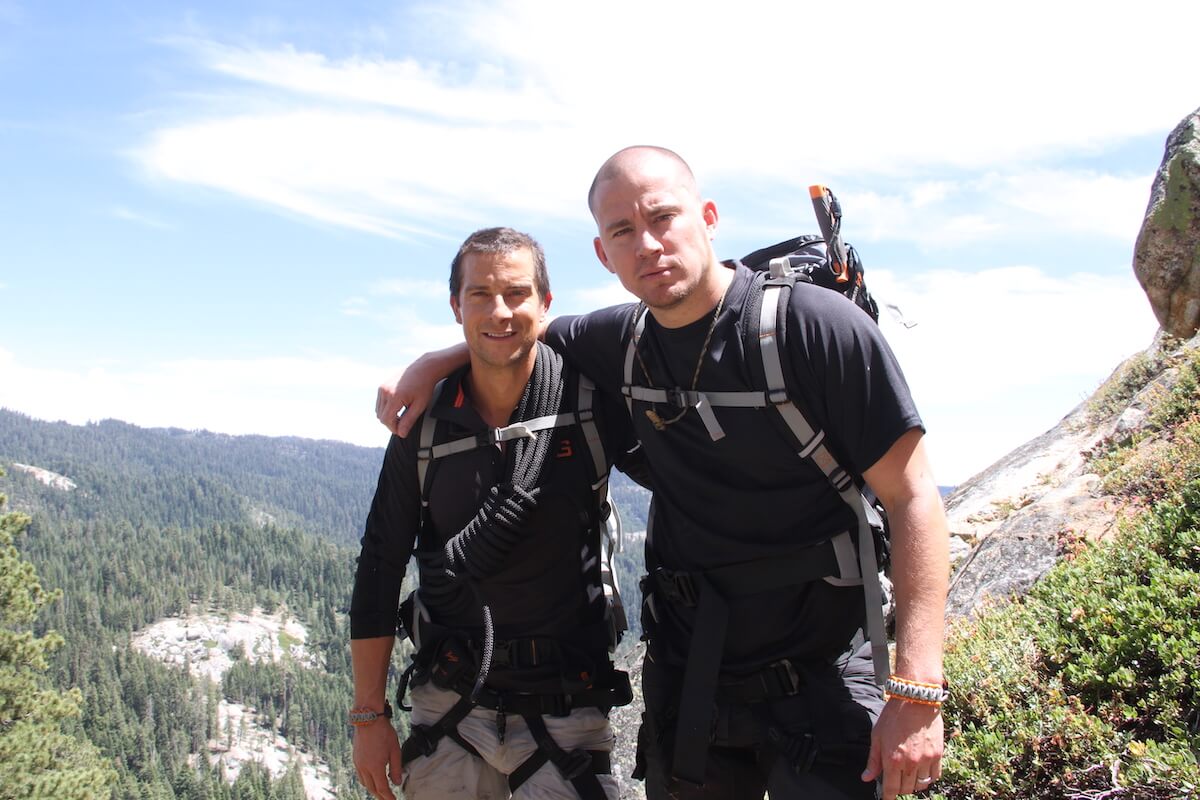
{"left": 934, "top": 343, "right": 1200, "bottom": 799}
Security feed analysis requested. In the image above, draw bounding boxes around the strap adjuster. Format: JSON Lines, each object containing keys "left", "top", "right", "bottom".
{"left": 406, "top": 724, "right": 438, "bottom": 758}
{"left": 763, "top": 659, "right": 802, "bottom": 697}
{"left": 540, "top": 693, "right": 571, "bottom": 717}
{"left": 767, "top": 389, "right": 789, "bottom": 405}
{"left": 654, "top": 568, "right": 699, "bottom": 608}
{"left": 558, "top": 748, "right": 594, "bottom": 780}
{"left": 667, "top": 387, "right": 701, "bottom": 408}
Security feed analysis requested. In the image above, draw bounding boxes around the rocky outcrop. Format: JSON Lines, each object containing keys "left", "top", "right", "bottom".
{"left": 1134, "top": 106, "right": 1200, "bottom": 339}
{"left": 944, "top": 331, "right": 1200, "bottom": 617}
{"left": 10, "top": 462, "right": 76, "bottom": 491}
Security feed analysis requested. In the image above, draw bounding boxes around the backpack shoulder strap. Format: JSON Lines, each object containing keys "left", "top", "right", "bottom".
{"left": 755, "top": 257, "right": 890, "bottom": 685}
{"left": 416, "top": 378, "right": 450, "bottom": 506}
{"left": 573, "top": 372, "right": 628, "bottom": 649}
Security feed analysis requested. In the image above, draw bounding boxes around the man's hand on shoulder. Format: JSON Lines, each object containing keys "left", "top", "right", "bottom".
{"left": 862, "top": 698, "right": 944, "bottom": 799}
{"left": 375, "top": 370, "right": 422, "bottom": 438}
{"left": 352, "top": 719, "right": 403, "bottom": 800}
{"left": 375, "top": 344, "right": 471, "bottom": 437}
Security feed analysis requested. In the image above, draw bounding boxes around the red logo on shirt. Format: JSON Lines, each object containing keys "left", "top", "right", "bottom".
{"left": 557, "top": 439, "right": 574, "bottom": 458}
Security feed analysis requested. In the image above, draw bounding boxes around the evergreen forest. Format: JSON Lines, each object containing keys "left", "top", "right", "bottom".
{"left": 0, "top": 409, "right": 650, "bottom": 799}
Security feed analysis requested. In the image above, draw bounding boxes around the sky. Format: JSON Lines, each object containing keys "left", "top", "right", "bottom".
{"left": 0, "top": 0, "right": 1194, "bottom": 485}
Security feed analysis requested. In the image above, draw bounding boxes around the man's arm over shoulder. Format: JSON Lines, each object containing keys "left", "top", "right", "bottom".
{"left": 376, "top": 343, "right": 470, "bottom": 437}
{"left": 376, "top": 305, "right": 636, "bottom": 437}
{"left": 544, "top": 303, "right": 637, "bottom": 394}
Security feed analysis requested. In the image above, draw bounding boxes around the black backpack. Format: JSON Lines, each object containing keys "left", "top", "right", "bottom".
{"left": 741, "top": 185, "right": 880, "bottom": 324}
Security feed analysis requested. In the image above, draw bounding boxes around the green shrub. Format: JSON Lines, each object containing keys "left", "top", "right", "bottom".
{"left": 1088, "top": 349, "right": 1169, "bottom": 423}
{"left": 932, "top": 481, "right": 1200, "bottom": 799}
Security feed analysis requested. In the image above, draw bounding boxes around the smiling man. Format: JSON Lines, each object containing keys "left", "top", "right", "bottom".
{"left": 350, "top": 227, "right": 645, "bottom": 800}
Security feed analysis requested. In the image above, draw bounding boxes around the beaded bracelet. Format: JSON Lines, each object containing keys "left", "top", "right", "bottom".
{"left": 884, "top": 675, "right": 950, "bottom": 706}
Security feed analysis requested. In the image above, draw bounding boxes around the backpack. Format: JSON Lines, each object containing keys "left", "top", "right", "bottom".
{"left": 741, "top": 184, "right": 880, "bottom": 323}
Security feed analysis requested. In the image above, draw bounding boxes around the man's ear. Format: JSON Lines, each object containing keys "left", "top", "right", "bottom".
{"left": 541, "top": 290, "right": 553, "bottom": 319}
{"left": 703, "top": 199, "right": 719, "bottom": 240}
{"left": 450, "top": 294, "right": 462, "bottom": 324}
{"left": 593, "top": 237, "right": 614, "bottom": 274}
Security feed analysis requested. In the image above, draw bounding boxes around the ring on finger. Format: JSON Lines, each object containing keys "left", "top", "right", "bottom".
{"left": 917, "top": 776, "right": 934, "bottom": 784}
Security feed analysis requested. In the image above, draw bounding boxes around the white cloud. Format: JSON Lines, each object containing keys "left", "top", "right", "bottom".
{"left": 981, "top": 170, "right": 1151, "bottom": 241}
{"left": 133, "top": 1, "right": 1200, "bottom": 241}
{"left": 871, "top": 265, "right": 1160, "bottom": 483}
{"left": 370, "top": 278, "right": 448, "bottom": 298}
{"left": 557, "top": 278, "right": 638, "bottom": 317}
{"left": 0, "top": 347, "right": 393, "bottom": 449}
{"left": 110, "top": 205, "right": 174, "bottom": 230}
{"left": 833, "top": 169, "right": 1150, "bottom": 249}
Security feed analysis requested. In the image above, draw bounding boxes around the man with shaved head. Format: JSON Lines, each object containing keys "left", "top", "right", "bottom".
{"left": 377, "top": 146, "right": 949, "bottom": 800}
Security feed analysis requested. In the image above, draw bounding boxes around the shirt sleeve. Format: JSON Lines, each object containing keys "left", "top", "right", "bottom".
{"left": 784, "top": 283, "right": 924, "bottom": 475}
{"left": 544, "top": 303, "right": 638, "bottom": 395}
{"left": 350, "top": 431, "right": 421, "bottom": 639}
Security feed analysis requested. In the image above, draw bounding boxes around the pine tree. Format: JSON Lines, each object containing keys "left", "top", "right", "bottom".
{"left": 0, "top": 472, "right": 116, "bottom": 798}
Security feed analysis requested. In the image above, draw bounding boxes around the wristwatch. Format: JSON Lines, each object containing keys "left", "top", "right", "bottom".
{"left": 348, "top": 701, "right": 393, "bottom": 727}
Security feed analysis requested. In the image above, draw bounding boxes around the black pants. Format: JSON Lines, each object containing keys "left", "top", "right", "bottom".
{"left": 636, "top": 644, "right": 883, "bottom": 800}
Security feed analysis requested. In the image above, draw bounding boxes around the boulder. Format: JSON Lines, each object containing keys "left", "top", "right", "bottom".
{"left": 1134, "top": 106, "right": 1200, "bottom": 339}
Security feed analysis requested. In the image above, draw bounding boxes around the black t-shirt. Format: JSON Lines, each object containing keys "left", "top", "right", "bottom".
{"left": 545, "top": 261, "right": 923, "bottom": 670}
{"left": 350, "top": 358, "right": 642, "bottom": 691}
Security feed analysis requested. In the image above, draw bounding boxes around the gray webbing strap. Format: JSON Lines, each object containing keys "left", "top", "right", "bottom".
{"left": 416, "top": 379, "right": 450, "bottom": 507}
{"left": 621, "top": 304, "right": 767, "bottom": 442}
{"left": 621, "top": 386, "right": 769, "bottom": 408}
{"left": 577, "top": 376, "right": 609, "bottom": 493}
{"left": 577, "top": 375, "right": 627, "bottom": 646}
{"left": 759, "top": 266, "right": 889, "bottom": 686}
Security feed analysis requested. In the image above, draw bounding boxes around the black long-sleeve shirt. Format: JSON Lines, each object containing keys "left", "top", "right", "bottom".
{"left": 350, "top": 361, "right": 645, "bottom": 690}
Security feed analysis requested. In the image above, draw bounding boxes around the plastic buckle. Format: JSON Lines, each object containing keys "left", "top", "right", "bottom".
{"left": 765, "top": 659, "right": 802, "bottom": 697}
{"left": 542, "top": 693, "right": 571, "bottom": 717}
{"left": 407, "top": 724, "right": 437, "bottom": 758}
{"left": 489, "top": 640, "right": 514, "bottom": 668}
{"left": 767, "top": 389, "right": 789, "bottom": 405}
{"left": 558, "top": 749, "right": 594, "bottom": 780}
{"left": 666, "top": 388, "right": 693, "bottom": 409}
{"left": 767, "top": 727, "right": 817, "bottom": 775}
{"left": 656, "top": 568, "right": 699, "bottom": 608}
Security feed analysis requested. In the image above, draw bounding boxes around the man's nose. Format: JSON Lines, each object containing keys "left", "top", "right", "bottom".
{"left": 489, "top": 294, "right": 513, "bottom": 319}
{"left": 637, "top": 228, "right": 664, "bottom": 258}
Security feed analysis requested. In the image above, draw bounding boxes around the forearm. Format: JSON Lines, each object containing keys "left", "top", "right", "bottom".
{"left": 351, "top": 636, "right": 396, "bottom": 708}
{"left": 417, "top": 343, "right": 470, "bottom": 380}
{"left": 888, "top": 484, "right": 949, "bottom": 684}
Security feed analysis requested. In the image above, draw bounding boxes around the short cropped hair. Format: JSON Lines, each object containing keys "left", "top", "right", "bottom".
{"left": 449, "top": 227, "right": 550, "bottom": 300}
{"left": 587, "top": 145, "right": 697, "bottom": 215}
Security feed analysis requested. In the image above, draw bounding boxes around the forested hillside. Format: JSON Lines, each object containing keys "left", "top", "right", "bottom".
{"left": 0, "top": 410, "right": 383, "bottom": 547}
{"left": 0, "top": 409, "right": 650, "bottom": 798}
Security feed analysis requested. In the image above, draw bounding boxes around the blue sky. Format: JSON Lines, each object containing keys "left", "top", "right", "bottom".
{"left": 1, "top": 0, "right": 1194, "bottom": 484}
